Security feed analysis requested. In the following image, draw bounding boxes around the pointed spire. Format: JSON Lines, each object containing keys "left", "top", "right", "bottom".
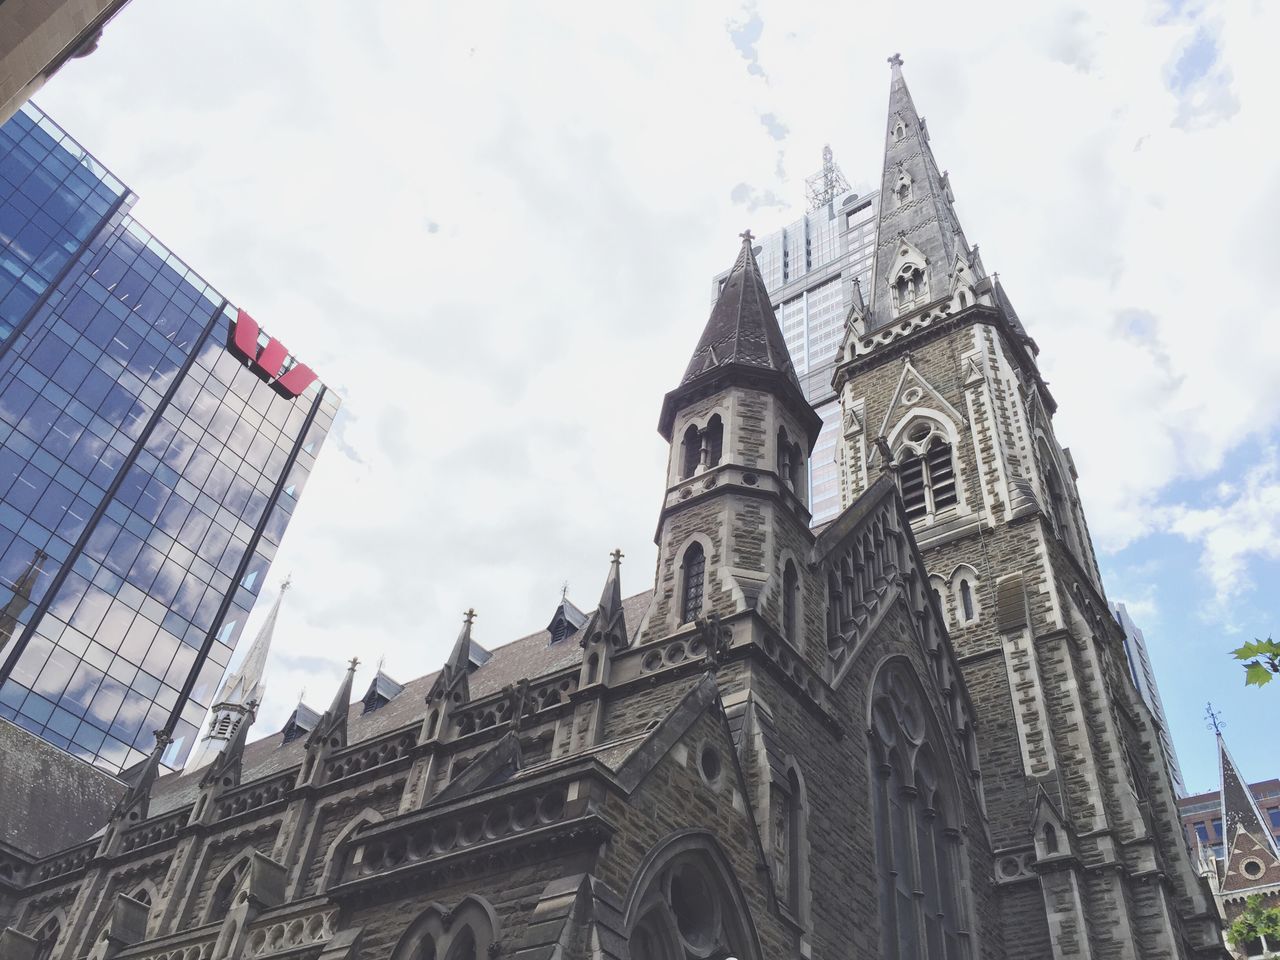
{"left": 0, "top": 547, "right": 45, "bottom": 654}
{"left": 1218, "top": 728, "right": 1279, "bottom": 858}
{"left": 661, "top": 234, "right": 821, "bottom": 443}
{"left": 584, "top": 549, "right": 627, "bottom": 650}
{"left": 305, "top": 657, "right": 358, "bottom": 752}
{"left": 866, "top": 54, "right": 984, "bottom": 330}
{"left": 220, "top": 577, "right": 289, "bottom": 707}
{"left": 113, "top": 730, "right": 171, "bottom": 824}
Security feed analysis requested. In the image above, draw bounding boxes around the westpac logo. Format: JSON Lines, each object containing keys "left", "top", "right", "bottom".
{"left": 229, "top": 309, "right": 317, "bottom": 398}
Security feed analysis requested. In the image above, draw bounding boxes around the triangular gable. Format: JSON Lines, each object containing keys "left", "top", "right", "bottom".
{"left": 1222, "top": 824, "right": 1280, "bottom": 893}
{"left": 876, "top": 360, "right": 967, "bottom": 446}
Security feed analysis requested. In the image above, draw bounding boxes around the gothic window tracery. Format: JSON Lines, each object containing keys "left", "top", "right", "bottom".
{"left": 893, "top": 264, "right": 928, "bottom": 312}
{"left": 679, "top": 416, "right": 725, "bottom": 481}
{"left": 869, "top": 661, "right": 973, "bottom": 960}
{"left": 627, "top": 841, "right": 759, "bottom": 960}
{"left": 390, "top": 898, "right": 496, "bottom": 960}
{"left": 681, "top": 543, "right": 706, "bottom": 623}
{"left": 895, "top": 421, "right": 958, "bottom": 521}
{"left": 208, "top": 855, "right": 250, "bottom": 922}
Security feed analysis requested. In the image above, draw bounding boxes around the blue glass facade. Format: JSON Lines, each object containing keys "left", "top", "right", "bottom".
{"left": 0, "top": 104, "right": 338, "bottom": 772}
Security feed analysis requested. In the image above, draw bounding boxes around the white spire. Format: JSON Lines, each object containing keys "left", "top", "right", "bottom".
{"left": 186, "top": 578, "right": 290, "bottom": 771}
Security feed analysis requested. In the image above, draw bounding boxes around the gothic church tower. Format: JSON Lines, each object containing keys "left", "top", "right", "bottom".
{"left": 832, "top": 56, "right": 1222, "bottom": 957}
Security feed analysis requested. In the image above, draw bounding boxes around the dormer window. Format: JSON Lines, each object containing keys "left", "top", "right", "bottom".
{"left": 886, "top": 240, "right": 930, "bottom": 317}
{"left": 893, "top": 264, "right": 927, "bottom": 312}
{"left": 893, "top": 119, "right": 906, "bottom": 142}
{"left": 362, "top": 671, "right": 404, "bottom": 714}
{"left": 894, "top": 167, "right": 913, "bottom": 207}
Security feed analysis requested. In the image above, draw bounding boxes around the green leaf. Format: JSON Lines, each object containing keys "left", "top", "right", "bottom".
{"left": 1245, "top": 662, "right": 1275, "bottom": 687}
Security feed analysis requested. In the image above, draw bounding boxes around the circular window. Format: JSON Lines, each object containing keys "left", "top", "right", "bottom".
{"left": 699, "top": 744, "right": 723, "bottom": 786}
{"left": 668, "top": 862, "right": 722, "bottom": 956}
{"left": 902, "top": 386, "right": 923, "bottom": 405}
{"left": 1243, "top": 858, "right": 1265, "bottom": 879}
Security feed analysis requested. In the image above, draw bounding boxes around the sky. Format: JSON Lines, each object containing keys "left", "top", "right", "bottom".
{"left": 31, "top": 0, "right": 1278, "bottom": 793}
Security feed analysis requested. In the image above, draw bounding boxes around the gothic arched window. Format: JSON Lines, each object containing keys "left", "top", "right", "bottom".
{"left": 869, "top": 662, "right": 973, "bottom": 960}
{"left": 626, "top": 838, "right": 762, "bottom": 960}
{"left": 705, "top": 415, "right": 724, "bottom": 469}
{"left": 1043, "top": 823, "right": 1059, "bottom": 855}
{"left": 32, "top": 915, "right": 60, "bottom": 960}
{"left": 826, "top": 571, "right": 842, "bottom": 638}
{"left": 959, "top": 579, "right": 974, "bottom": 622}
{"left": 895, "top": 421, "right": 958, "bottom": 522}
{"left": 771, "top": 766, "right": 807, "bottom": 917}
{"left": 681, "top": 424, "right": 701, "bottom": 480}
{"left": 390, "top": 897, "right": 497, "bottom": 960}
{"left": 208, "top": 855, "right": 250, "bottom": 922}
{"left": 782, "top": 561, "right": 799, "bottom": 645}
{"left": 681, "top": 543, "right": 706, "bottom": 623}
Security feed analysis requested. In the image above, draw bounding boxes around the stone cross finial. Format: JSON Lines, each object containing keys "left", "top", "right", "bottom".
{"left": 610, "top": 548, "right": 624, "bottom": 565}
{"left": 739, "top": 229, "right": 755, "bottom": 244}
{"left": 348, "top": 656, "right": 360, "bottom": 671}
{"left": 888, "top": 52, "right": 903, "bottom": 68}
{"left": 464, "top": 608, "right": 476, "bottom": 625}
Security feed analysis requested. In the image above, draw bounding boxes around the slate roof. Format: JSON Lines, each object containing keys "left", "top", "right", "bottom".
{"left": 0, "top": 718, "right": 124, "bottom": 857}
{"left": 681, "top": 236, "right": 802, "bottom": 392}
{"left": 146, "top": 590, "right": 654, "bottom": 817}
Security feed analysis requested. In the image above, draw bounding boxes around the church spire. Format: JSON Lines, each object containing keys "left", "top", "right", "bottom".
{"left": 661, "top": 232, "right": 820, "bottom": 444}
{"left": 306, "top": 656, "right": 358, "bottom": 753}
{"left": 0, "top": 547, "right": 45, "bottom": 655}
{"left": 1218, "top": 728, "right": 1279, "bottom": 858}
{"left": 187, "top": 578, "right": 289, "bottom": 771}
{"left": 867, "top": 54, "right": 984, "bottom": 331}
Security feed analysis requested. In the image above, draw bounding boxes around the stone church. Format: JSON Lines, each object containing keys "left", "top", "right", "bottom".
{"left": 0, "top": 59, "right": 1227, "bottom": 960}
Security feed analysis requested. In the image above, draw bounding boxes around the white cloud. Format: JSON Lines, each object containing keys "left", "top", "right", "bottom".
{"left": 1164, "top": 448, "right": 1280, "bottom": 607}
{"left": 31, "top": 0, "right": 1280, "bottom": 733}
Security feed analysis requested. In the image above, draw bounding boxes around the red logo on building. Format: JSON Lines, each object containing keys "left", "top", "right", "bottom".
{"left": 230, "top": 309, "right": 317, "bottom": 398}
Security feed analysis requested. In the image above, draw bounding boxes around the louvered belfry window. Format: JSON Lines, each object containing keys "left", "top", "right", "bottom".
{"left": 895, "top": 421, "right": 958, "bottom": 521}
{"left": 682, "top": 542, "right": 706, "bottom": 622}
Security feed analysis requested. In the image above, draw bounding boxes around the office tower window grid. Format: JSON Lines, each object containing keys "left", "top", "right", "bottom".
{"left": 0, "top": 108, "right": 126, "bottom": 341}
{"left": 714, "top": 189, "right": 880, "bottom": 526}
{"left": 0, "top": 105, "right": 336, "bottom": 772}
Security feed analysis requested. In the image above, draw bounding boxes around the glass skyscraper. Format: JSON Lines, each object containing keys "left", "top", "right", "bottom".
{"left": 714, "top": 188, "right": 880, "bottom": 525}
{"left": 0, "top": 103, "right": 338, "bottom": 772}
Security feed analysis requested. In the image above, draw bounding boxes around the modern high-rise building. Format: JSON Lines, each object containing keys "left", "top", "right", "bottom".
{"left": 0, "top": 103, "right": 338, "bottom": 772}
{"left": 714, "top": 179, "right": 881, "bottom": 526}
{"left": 0, "top": 1, "right": 134, "bottom": 125}
{"left": 1113, "top": 601, "right": 1186, "bottom": 796}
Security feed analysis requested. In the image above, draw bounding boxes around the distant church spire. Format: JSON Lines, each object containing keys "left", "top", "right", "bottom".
{"left": 1217, "top": 726, "right": 1279, "bottom": 859}
{"left": 187, "top": 578, "right": 290, "bottom": 771}
{"left": 867, "top": 54, "right": 985, "bottom": 330}
{"left": 0, "top": 547, "right": 46, "bottom": 655}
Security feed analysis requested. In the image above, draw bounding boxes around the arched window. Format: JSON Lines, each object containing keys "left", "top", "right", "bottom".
{"left": 782, "top": 561, "right": 799, "bottom": 645}
{"left": 208, "top": 855, "right": 250, "bottom": 922}
{"left": 131, "top": 885, "right": 153, "bottom": 908}
{"left": 959, "top": 580, "right": 974, "bottom": 622}
{"left": 32, "top": 915, "right": 60, "bottom": 960}
{"left": 681, "top": 424, "right": 701, "bottom": 480}
{"left": 704, "top": 415, "right": 723, "bottom": 469}
{"left": 585, "top": 652, "right": 600, "bottom": 685}
{"left": 626, "top": 837, "right": 762, "bottom": 960}
{"left": 1043, "top": 823, "right": 1059, "bottom": 855}
{"left": 869, "top": 662, "right": 972, "bottom": 960}
{"left": 895, "top": 421, "right": 958, "bottom": 521}
{"left": 390, "top": 897, "right": 496, "bottom": 960}
{"left": 893, "top": 264, "right": 928, "bottom": 312}
{"left": 680, "top": 543, "right": 706, "bottom": 623}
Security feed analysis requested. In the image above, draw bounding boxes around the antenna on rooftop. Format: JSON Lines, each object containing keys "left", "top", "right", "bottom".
{"left": 805, "top": 144, "right": 851, "bottom": 212}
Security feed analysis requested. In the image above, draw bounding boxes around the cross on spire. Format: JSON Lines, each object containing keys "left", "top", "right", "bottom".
{"left": 1204, "top": 701, "right": 1226, "bottom": 735}
{"left": 610, "top": 548, "right": 625, "bottom": 564}
{"left": 739, "top": 229, "right": 755, "bottom": 244}
{"left": 347, "top": 656, "right": 360, "bottom": 671}
{"left": 463, "top": 607, "right": 477, "bottom": 625}
{"left": 888, "top": 52, "right": 903, "bottom": 68}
